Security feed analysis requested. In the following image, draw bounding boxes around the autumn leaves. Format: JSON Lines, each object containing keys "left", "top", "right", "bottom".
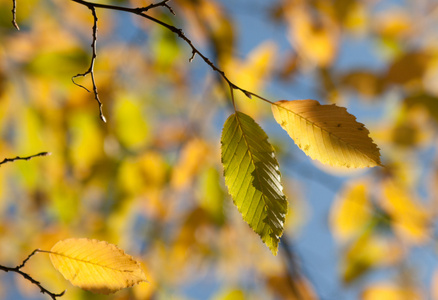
{"left": 221, "top": 99, "right": 382, "bottom": 254}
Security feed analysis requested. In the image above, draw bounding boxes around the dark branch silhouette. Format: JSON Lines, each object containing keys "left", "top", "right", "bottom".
{"left": 11, "top": 0, "right": 19, "bottom": 30}
{"left": 70, "top": 0, "right": 273, "bottom": 122}
{"left": 71, "top": 6, "right": 106, "bottom": 122}
{"left": 0, "top": 250, "right": 65, "bottom": 299}
{"left": 0, "top": 152, "right": 51, "bottom": 166}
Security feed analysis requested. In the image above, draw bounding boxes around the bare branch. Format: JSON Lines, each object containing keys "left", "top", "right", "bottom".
{"left": 0, "top": 152, "right": 51, "bottom": 166}
{"left": 0, "top": 250, "right": 65, "bottom": 299}
{"left": 189, "top": 50, "right": 196, "bottom": 63}
{"left": 11, "top": 0, "right": 19, "bottom": 30}
{"left": 71, "top": 6, "right": 106, "bottom": 122}
{"left": 71, "top": 0, "right": 273, "bottom": 120}
{"left": 72, "top": 0, "right": 171, "bottom": 14}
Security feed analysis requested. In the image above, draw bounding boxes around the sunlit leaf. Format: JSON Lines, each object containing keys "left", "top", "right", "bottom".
{"left": 221, "top": 112, "right": 288, "bottom": 255}
{"left": 272, "top": 100, "right": 381, "bottom": 168}
{"left": 50, "top": 238, "right": 147, "bottom": 294}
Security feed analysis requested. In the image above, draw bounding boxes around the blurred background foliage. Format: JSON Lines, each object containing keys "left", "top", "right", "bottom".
{"left": 1, "top": 0, "right": 438, "bottom": 299}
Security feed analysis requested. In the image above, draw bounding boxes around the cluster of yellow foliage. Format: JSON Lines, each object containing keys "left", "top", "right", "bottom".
{"left": 0, "top": 0, "right": 438, "bottom": 299}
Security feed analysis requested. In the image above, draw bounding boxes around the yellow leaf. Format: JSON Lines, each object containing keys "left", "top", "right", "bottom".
{"left": 287, "top": 7, "right": 339, "bottom": 67}
{"left": 362, "top": 284, "right": 422, "bottom": 300}
{"left": 380, "top": 180, "right": 430, "bottom": 244}
{"left": 343, "top": 233, "right": 403, "bottom": 283}
{"left": 330, "top": 181, "right": 373, "bottom": 241}
{"left": 272, "top": 100, "right": 381, "bottom": 168}
{"left": 49, "top": 238, "right": 147, "bottom": 294}
{"left": 171, "top": 138, "right": 210, "bottom": 189}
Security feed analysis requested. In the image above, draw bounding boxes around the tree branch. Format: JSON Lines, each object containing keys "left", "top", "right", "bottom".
{"left": 0, "top": 250, "right": 65, "bottom": 299}
{"left": 71, "top": 0, "right": 274, "bottom": 120}
{"left": 0, "top": 152, "right": 51, "bottom": 166}
{"left": 71, "top": 6, "right": 106, "bottom": 122}
{"left": 11, "top": 0, "right": 19, "bottom": 30}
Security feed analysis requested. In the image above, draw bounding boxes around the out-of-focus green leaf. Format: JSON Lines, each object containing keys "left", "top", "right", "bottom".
{"left": 221, "top": 112, "right": 288, "bottom": 255}
{"left": 25, "top": 49, "right": 88, "bottom": 79}
{"left": 198, "top": 167, "right": 225, "bottom": 225}
{"left": 114, "top": 96, "right": 151, "bottom": 150}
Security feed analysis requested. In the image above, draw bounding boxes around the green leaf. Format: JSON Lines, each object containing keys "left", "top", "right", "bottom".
{"left": 221, "top": 112, "right": 288, "bottom": 255}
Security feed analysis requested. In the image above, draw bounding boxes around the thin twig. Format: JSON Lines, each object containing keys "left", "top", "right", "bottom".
{"left": 71, "top": 0, "right": 173, "bottom": 122}
{"left": 0, "top": 152, "right": 51, "bottom": 166}
{"left": 133, "top": 10, "right": 274, "bottom": 105}
{"left": 71, "top": 0, "right": 274, "bottom": 120}
{"left": 71, "top": 6, "right": 106, "bottom": 122}
{"left": 11, "top": 0, "right": 19, "bottom": 30}
{"left": 0, "top": 250, "right": 65, "bottom": 299}
{"left": 71, "top": 0, "right": 171, "bottom": 14}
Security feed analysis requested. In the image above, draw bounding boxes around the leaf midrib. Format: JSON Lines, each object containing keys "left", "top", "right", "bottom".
{"left": 234, "top": 112, "right": 271, "bottom": 235}
{"left": 51, "top": 251, "right": 135, "bottom": 273}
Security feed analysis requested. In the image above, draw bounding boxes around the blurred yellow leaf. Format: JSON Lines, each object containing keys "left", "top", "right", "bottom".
{"left": 342, "top": 232, "right": 403, "bottom": 283}
{"left": 68, "top": 112, "right": 104, "bottom": 177}
{"left": 225, "top": 42, "right": 277, "bottom": 118}
{"left": 330, "top": 181, "right": 373, "bottom": 241}
{"left": 380, "top": 179, "right": 431, "bottom": 244}
{"left": 226, "top": 42, "right": 276, "bottom": 91}
{"left": 404, "top": 93, "right": 438, "bottom": 124}
{"left": 362, "top": 284, "right": 422, "bottom": 300}
{"left": 114, "top": 95, "right": 151, "bottom": 150}
{"left": 341, "top": 71, "right": 384, "bottom": 97}
{"left": 197, "top": 167, "right": 225, "bottom": 225}
{"left": 385, "top": 52, "right": 430, "bottom": 86}
{"left": 171, "top": 138, "right": 210, "bottom": 189}
{"left": 374, "top": 9, "right": 413, "bottom": 40}
{"left": 212, "top": 288, "right": 245, "bottom": 300}
{"left": 267, "top": 273, "right": 318, "bottom": 300}
{"left": 50, "top": 238, "right": 147, "bottom": 294}
{"left": 272, "top": 100, "right": 382, "bottom": 168}
{"left": 287, "top": 6, "right": 338, "bottom": 66}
